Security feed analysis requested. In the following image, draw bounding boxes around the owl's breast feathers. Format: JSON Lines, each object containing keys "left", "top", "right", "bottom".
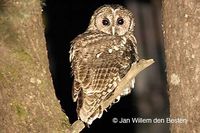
{"left": 70, "top": 32, "right": 138, "bottom": 124}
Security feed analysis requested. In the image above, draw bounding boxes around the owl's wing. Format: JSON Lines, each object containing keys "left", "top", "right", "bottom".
{"left": 69, "top": 35, "right": 85, "bottom": 102}
{"left": 70, "top": 32, "right": 99, "bottom": 102}
{"left": 70, "top": 32, "right": 111, "bottom": 102}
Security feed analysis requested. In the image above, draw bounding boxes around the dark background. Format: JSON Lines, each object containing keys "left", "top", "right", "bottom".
{"left": 43, "top": 0, "right": 169, "bottom": 132}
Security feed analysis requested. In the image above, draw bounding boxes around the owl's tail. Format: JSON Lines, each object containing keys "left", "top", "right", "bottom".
{"left": 77, "top": 93, "right": 103, "bottom": 125}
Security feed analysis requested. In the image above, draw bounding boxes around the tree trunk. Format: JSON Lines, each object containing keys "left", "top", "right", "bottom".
{"left": 0, "top": 0, "right": 70, "bottom": 132}
{"left": 163, "top": 0, "right": 200, "bottom": 132}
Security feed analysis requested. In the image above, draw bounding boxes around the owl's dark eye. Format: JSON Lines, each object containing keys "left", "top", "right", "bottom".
{"left": 117, "top": 17, "right": 124, "bottom": 25}
{"left": 102, "top": 18, "right": 110, "bottom": 26}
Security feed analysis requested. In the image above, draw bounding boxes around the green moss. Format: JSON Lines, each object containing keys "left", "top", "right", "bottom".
{"left": 0, "top": 20, "right": 20, "bottom": 47}
{"left": 0, "top": 72, "right": 3, "bottom": 80}
{"left": 13, "top": 49, "right": 32, "bottom": 62}
{"left": 2, "top": 65, "right": 19, "bottom": 81}
{"left": 11, "top": 102, "right": 28, "bottom": 118}
{"left": 15, "top": 104, "right": 27, "bottom": 117}
{"left": 0, "top": 0, "right": 8, "bottom": 15}
{"left": 61, "top": 114, "right": 71, "bottom": 129}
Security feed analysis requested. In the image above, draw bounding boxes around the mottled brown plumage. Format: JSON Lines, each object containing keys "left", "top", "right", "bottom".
{"left": 69, "top": 5, "right": 139, "bottom": 125}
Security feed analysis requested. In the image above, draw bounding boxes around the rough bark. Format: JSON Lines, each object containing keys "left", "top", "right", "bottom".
{"left": 0, "top": 0, "right": 70, "bottom": 132}
{"left": 163, "top": 0, "right": 200, "bottom": 132}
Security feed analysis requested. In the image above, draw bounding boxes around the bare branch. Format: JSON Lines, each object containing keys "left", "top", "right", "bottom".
{"left": 70, "top": 120, "right": 85, "bottom": 133}
{"left": 70, "top": 59, "right": 154, "bottom": 133}
{"left": 102, "top": 59, "right": 154, "bottom": 110}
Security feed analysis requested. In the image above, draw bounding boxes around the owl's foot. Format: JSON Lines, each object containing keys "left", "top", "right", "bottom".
{"left": 113, "top": 96, "right": 121, "bottom": 104}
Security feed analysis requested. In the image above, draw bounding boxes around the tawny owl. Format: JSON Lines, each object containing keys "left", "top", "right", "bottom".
{"left": 69, "top": 4, "right": 139, "bottom": 125}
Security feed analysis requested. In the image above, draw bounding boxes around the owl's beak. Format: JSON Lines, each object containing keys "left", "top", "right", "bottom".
{"left": 111, "top": 26, "right": 115, "bottom": 35}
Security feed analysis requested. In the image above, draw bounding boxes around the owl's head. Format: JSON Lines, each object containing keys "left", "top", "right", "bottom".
{"left": 87, "top": 5, "right": 135, "bottom": 36}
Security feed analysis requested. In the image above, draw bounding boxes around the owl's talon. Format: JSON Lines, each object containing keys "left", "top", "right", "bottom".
{"left": 108, "top": 104, "right": 112, "bottom": 109}
{"left": 113, "top": 96, "right": 121, "bottom": 103}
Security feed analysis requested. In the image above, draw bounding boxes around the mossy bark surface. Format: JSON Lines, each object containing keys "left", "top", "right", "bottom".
{"left": 0, "top": 0, "right": 70, "bottom": 132}
{"left": 163, "top": 0, "right": 200, "bottom": 132}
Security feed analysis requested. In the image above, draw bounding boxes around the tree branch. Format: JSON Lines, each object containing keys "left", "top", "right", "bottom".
{"left": 70, "top": 120, "right": 85, "bottom": 133}
{"left": 102, "top": 59, "right": 154, "bottom": 110}
{"left": 70, "top": 59, "right": 155, "bottom": 133}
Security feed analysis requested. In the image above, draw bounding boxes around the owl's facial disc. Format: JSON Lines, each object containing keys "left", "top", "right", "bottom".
{"left": 114, "top": 9, "right": 133, "bottom": 36}
{"left": 91, "top": 5, "right": 134, "bottom": 36}
{"left": 94, "top": 8, "right": 114, "bottom": 35}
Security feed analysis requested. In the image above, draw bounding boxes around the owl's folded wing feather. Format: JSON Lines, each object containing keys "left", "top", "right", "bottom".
{"left": 70, "top": 36, "right": 84, "bottom": 102}
{"left": 70, "top": 33, "right": 108, "bottom": 102}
